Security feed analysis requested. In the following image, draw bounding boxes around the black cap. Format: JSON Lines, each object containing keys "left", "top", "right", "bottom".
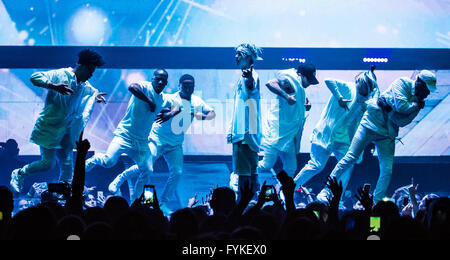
{"left": 297, "top": 64, "right": 319, "bottom": 85}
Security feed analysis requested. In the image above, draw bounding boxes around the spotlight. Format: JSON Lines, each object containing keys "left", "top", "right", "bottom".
{"left": 69, "top": 7, "right": 110, "bottom": 45}
{"left": 125, "top": 71, "right": 147, "bottom": 87}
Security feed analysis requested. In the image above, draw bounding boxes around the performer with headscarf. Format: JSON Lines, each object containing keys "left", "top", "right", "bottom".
{"left": 294, "top": 66, "right": 379, "bottom": 204}
{"left": 10, "top": 49, "right": 107, "bottom": 193}
{"left": 227, "top": 43, "right": 263, "bottom": 200}
{"left": 315, "top": 70, "right": 436, "bottom": 204}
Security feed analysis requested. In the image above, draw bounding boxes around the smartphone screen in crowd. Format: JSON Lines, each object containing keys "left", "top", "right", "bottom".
{"left": 143, "top": 185, "right": 155, "bottom": 204}
{"left": 370, "top": 216, "right": 381, "bottom": 232}
{"left": 265, "top": 185, "right": 275, "bottom": 200}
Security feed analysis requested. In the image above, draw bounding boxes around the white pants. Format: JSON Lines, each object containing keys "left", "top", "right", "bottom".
{"left": 115, "top": 140, "right": 184, "bottom": 204}
{"left": 258, "top": 143, "right": 298, "bottom": 178}
{"left": 85, "top": 135, "right": 153, "bottom": 202}
{"left": 20, "top": 134, "right": 73, "bottom": 183}
{"left": 327, "top": 125, "right": 395, "bottom": 204}
{"left": 294, "top": 143, "right": 351, "bottom": 186}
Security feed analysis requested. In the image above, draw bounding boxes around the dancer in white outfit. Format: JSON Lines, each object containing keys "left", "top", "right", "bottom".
{"left": 293, "top": 67, "right": 379, "bottom": 203}
{"left": 108, "top": 74, "right": 215, "bottom": 212}
{"left": 85, "top": 69, "right": 170, "bottom": 202}
{"left": 317, "top": 70, "right": 436, "bottom": 204}
{"left": 258, "top": 64, "right": 318, "bottom": 180}
{"left": 227, "top": 43, "right": 263, "bottom": 201}
{"left": 10, "top": 49, "right": 106, "bottom": 193}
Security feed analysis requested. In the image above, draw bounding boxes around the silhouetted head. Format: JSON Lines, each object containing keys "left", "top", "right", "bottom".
{"left": 9, "top": 205, "right": 57, "bottom": 240}
{"left": 170, "top": 208, "right": 199, "bottom": 240}
{"left": 0, "top": 139, "right": 19, "bottom": 158}
{"left": 210, "top": 187, "right": 236, "bottom": 216}
{"left": 152, "top": 69, "right": 169, "bottom": 94}
{"left": 373, "top": 201, "right": 400, "bottom": 218}
{"left": 75, "top": 49, "right": 105, "bottom": 83}
{"left": 104, "top": 196, "right": 129, "bottom": 224}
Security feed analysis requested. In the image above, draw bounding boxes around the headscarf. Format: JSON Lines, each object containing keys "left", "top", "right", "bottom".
{"left": 236, "top": 43, "right": 263, "bottom": 61}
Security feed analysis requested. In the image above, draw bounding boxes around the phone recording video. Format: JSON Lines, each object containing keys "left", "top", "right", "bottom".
{"left": 265, "top": 185, "right": 275, "bottom": 200}
{"left": 370, "top": 216, "right": 381, "bottom": 233}
{"left": 143, "top": 185, "right": 155, "bottom": 205}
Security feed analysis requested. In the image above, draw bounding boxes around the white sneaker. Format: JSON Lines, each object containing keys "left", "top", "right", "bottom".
{"left": 10, "top": 169, "right": 24, "bottom": 193}
{"left": 229, "top": 172, "right": 239, "bottom": 193}
{"left": 108, "top": 178, "right": 122, "bottom": 196}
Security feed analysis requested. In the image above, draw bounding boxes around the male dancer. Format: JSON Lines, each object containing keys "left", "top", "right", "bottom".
{"left": 258, "top": 64, "right": 319, "bottom": 178}
{"left": 227, "top": 43, "right": 263, "bottom": 200}
{"left": 317, "top": 70, "right": 436, "bottom": 204}
{"left": 107, "top": 74, "right": 215, "bottom": 212}
{"left": 10, "top": 49, "right": 106, "bottom": 193}
{"left": 293, "top": 67, "right": 379, "bottom": 202}
{"left": 85, "top": 69, "right": 171, "bottom": 201}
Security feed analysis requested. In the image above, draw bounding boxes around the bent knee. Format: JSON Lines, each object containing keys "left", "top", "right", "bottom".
{"left": 40, "top": 159, "right": 56, "bottom": 172}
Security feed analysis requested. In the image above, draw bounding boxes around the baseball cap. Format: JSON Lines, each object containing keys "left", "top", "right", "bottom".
{"left": 297, "top": 64, "right": 319, "bottom": 85}
{"left": 418, "top": 70, "right": 437, "bottom": 93}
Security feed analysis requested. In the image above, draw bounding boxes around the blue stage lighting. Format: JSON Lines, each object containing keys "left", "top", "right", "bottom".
{"left": 282, "top": 57, "right": 306, "bottom": 63}
{"left": 363, "top": 57, "right": 389, "bottom": 63}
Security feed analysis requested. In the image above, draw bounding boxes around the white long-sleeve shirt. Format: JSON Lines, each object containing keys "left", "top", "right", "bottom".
{"left": 311, "top": 79, "right": 370, "bottom": 150}
{"left": 362, "top": 77, "right": 420, "bottom": 138}
{"left": 29, "top": 68, "right": 98, "bottom": 150}
{"left": 262, "top": 68, "right": 306, "bottom": 153}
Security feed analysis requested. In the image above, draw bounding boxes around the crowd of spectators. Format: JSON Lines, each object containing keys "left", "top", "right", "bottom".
{"left": 0, "top": 136, "right": 449, "bottom": 240}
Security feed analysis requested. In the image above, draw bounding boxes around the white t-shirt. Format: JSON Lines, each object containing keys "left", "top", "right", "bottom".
{"left": 114, "top": 81, "right": 163, "bottom": 142}
{"left": 150, "top": 92, "right": 214, "bottom": 146}
{"left": 262, "top": 68, "right": 306, "bottom": 152}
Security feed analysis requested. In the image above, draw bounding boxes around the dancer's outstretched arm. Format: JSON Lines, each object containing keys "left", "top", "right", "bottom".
{"left": 325, "top": 79, "right": 351, "bottom": 110}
